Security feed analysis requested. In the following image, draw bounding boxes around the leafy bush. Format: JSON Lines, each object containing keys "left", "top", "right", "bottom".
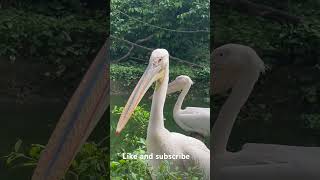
{"left": 111, "top": 63, "right": 210, "bottom": 87}
{"left": 110, "top": 106, "right": 149, "bottom": 157}
{"left": 4, "top": 106, "right": 204, "bottom": 179}
{"left": 4, "top": 139, "right": 108, "bottom": 180}
{"left": 0, "top": 8, "right": 107, "bottom": 81}
{"left": 111, "top": 105, "right": 205, "bottom": 179}
{"left": 0, "top": 8, "right": 106, "bottom": 59}
{"left": 111, "top": 0, "right": 210, "bottom": 65}
{"left": 214, "top": 3, "right": 320, "bottom": 62}
{"left": 302, "top": 114, "right": 320, "bottom": 129}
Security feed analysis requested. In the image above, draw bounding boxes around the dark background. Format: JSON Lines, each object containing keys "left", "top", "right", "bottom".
{"left": 211, "top": 0, "right": 320, "bottom": 151}
{"left": 0, "top": 0, "right": 108, "bottom": 179}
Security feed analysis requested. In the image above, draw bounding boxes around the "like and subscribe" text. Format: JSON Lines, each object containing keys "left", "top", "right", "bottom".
{"left": 121, "top": 153, "right": 190, "bottom": 160}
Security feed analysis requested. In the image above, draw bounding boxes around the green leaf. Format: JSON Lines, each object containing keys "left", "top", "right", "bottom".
{"left": 14, "top": 139, "right": 22, "bottom": 152}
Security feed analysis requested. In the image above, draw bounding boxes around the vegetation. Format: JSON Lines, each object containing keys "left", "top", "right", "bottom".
{"left": 214, "top": 0, "right": 320, "bottom": 62}
{"left": 1, "top": 1, "right": 108, "bottom": 179}
{"left": 110, "top": 0, "right": 210, "bottom": 84}
{"left": 0, "top": 2, "right": 107, "bottom": 90}
{"left": 110, "top": 106, "right": 204, "bottom": 179}
{"left": 302, "top": 114, "right": 320, "bottom": 130}
{"left": 111, "top": 62, "right": 209, "bottom": 87}
{"left": 4, "top": 106, "right": 203, "bottom": 179}
{"left": 111, "top": 0, "right": 209, "bottom": 63}
{"left": 4, "top": 139, "right": 108, "bottom": 179}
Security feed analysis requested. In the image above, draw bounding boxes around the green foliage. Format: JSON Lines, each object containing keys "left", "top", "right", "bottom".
{"left": 110, "top": 143, "right": 150, "bottom": 179}
{"left": 272, "top": 22, "right": 320, "bottom": 61}
{"left": 302, "top": 114, "right": 320, "bottom": 130}
{"left": 4, "top": 139, "right": 109, "bottom": 180}
{"left": 214, "top": 2, "right": 320, "bottom": 60}
{"left": 0, "top": 8, "right": 106, "bottom": 80}
{"left": 111, "top": 0, "right": 209, "bottom": 65}
{"left": 301, "top": 86, "right": 318, "bottom": 104}
{"left": 153, "top": 160, "right": 203, "bottom": 180}
{"left": 4, "top": 106, "right": 205, "bottom": 179}
{"left": 110, "top": 106, "right": 204, "bottom": 179}
{"left": 70, "top": 143, "right": 109, "bottom": 179}
{"left": 111, "top": 63, "right": 209, "bottom": 87}
{"left": 111, "top": 157, "right": 203, "bottom": 180}
{"left": 110, "top": 63, "right": 145, "bottom": 86}
{"left": 110, "top": 105, "right": 150, "bottom": 179}
{"left": 0, "top": 8, "right": 106, "bottom": 59}
{"left": 0, "top": 0, "right": 81, "bottom": 10}
{"left": 110, "top": 106, "right": 149, "bottom": 157}
{"left": 4, "top": 140, "right": 40, "bottom": 169}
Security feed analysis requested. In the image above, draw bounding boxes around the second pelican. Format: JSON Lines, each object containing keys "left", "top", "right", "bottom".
{"left": 167, "top": 75, "right": 210, "bottom": 137}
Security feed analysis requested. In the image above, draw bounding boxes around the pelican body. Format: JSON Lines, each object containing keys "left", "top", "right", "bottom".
{"left": 166, "top": 75, "right": 210, "bottom": 137}
{"left": 212, "top": 44, "right": 320, "bottom": 180}
{"left": 116, "top": 49, "right": 210, "bottom": 179}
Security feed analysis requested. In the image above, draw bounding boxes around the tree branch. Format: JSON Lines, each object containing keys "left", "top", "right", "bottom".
{"left": 116, "top": 10, "right": 209, "bottom": 33}
{"left": 217, "top": 0, "right": 302, "bottom": 24}
{"left": 111, "top": 35, "right": 204, "bottom": 68}
{"left": 113, "top": 35, "right": 154, "bottom": 63}
{"left": 113, "top": 45, "right": 134, "bottom": 63}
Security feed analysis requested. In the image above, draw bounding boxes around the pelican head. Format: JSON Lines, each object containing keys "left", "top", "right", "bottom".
{"left": 167, "top": 75, "right": 194, "bottom": 95}
{"left": 116, "top": 49, "right": 169, "bottom": 135}
{"left": 212, "top": 44, "right": 265, "bottom": 95}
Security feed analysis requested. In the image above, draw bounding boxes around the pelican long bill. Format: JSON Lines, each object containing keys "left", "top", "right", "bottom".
{"left": 166, "top": 80, "right": 180, "bottom": 95}
{"left": 116, "top": 64, "right": 162, "bottom": 135}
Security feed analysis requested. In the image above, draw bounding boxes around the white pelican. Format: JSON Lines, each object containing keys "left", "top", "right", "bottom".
{"left": 166, "top": 75, "right": 210, "bottom": 137}
{"left": 212, "top": 43, "right": 320, "bottom": 180}
{"left": 116, "top": 49, "right": 210, "bottom": 179}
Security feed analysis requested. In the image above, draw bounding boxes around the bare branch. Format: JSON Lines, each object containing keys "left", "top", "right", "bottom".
{"left": 113, "top": 45, "right": 134, "bottom": 63}
{"left": 216, "top": 0, "right": 302, "bottom": 24}
{"left": 129, "top": 56, "right": 148, "bottom": 62}
{"left": 136, "top": 34, "right": 154, "bottom": 43}
{"left": 111, "top": 35, "right": 205, "bottom": 68}
{"left": 111, "top": 35, "right": 153, "bottom": 51}
{"left": 113, "top": 35, "right": 154, "bottom": 63}
{"left": 115, "top": 10, "right": 209, "bottom": 33}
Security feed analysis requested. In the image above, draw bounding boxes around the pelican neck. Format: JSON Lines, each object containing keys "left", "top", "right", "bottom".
{"left": 213, "top": 71, "right": 259, "bottom": 155}
{"left": 148, "top": 65, "right": 169, "bottom": 131}
{"left": 174, "top": 82, "right": 191, "bottom": 113}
